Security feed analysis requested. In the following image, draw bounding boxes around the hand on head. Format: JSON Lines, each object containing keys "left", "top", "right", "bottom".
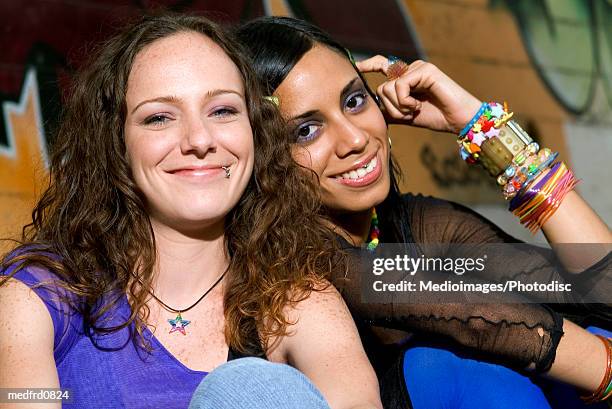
{"left": 356, "top": 55, "right": 482, "bottom": 133}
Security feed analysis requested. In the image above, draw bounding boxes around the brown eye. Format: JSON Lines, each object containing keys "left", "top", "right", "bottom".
{"left": 294, "top": 122, "right": 321, "bottom": 143}
{"left": 346, "top": 91, "right": 367, "bottom": 111}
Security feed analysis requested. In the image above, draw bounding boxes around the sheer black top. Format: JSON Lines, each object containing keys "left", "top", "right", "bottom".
{"left": 330, "top": 193, "right": 610, "bottom": 408}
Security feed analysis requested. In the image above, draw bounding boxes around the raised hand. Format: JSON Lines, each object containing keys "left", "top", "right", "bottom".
{"left": 356, "top": 56, "right": 482, "bottom": 134}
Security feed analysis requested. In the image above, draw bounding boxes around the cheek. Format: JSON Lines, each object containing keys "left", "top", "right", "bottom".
{"left": 363, "top": 105, "right": 387, "bottom": 137}
{"left": 290, "top": 144, "right": 329, "bottom": 177}
{"left": 229, "top": 122, "right": 255, "bottom": 164}
{"left": 127, "top": 141, "right": 161, "bottom": 170}
{"left": 291, "top": 147, "right": 314, "bottom": 170}
{"left": 124, "top": 133, "right": 143, "bottom": 172}
{"left": 124, "top": 129, "right": 174, "bottom": 177}
{"left": 245, "top": 139, "right": 255, "bottom": 173}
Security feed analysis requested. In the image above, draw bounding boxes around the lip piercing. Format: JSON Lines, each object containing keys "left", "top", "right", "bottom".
{"left": 222, "top": 166, "right": 231, "bottom": 179}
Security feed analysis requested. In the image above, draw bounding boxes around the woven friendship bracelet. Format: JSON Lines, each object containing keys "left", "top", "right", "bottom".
{"left": 456, "top": 101, "right": 579, "bottom": 232}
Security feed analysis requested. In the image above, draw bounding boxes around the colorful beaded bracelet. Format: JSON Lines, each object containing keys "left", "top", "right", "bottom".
{"left": 457, "top": 102, "right": 514, "bottom": 164}
{"left": 459, "top": 102, "right": 488, "bottom": 137}
{"left": 501, "top": 147, "right": 559, "bottom": 200}
{"left": 509, "top": 161, "right": 561, "bottom": 212}
{"left": 497, "top": 142, "right": 540, "bottom": 194}
{"left": 457, "top": 101, "right": 579, "bottom": 232}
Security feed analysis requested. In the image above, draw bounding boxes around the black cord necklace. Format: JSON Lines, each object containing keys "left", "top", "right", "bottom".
{"left": 140, "top": 266, "right": 228, "bottom": 336}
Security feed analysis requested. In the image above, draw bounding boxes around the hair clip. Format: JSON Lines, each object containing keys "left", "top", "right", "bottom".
{"left": 345, "top": 48, "right": 356, "bottom": 65}
{"left": 263, "top": 96, "right": 279, "bottom": 106}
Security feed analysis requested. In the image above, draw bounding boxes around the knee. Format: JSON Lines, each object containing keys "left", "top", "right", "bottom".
{"left": 189, "top": 358, "right": 330, "bottom": 409}
{"left": 402, "top": 346, "right": 550, "bottom": 409}
{"left": 204, "top": 357, "right": 271, "bottom": 381}
{"left": 204, "top": 357, "right": 306, "bottom": 385}
{"left": 403, "top": 345, "right": 459, "bottom": 381}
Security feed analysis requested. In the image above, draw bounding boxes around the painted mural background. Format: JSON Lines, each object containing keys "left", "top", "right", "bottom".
{"left": 0, "top": 0, "right": 610, "bottom": 250}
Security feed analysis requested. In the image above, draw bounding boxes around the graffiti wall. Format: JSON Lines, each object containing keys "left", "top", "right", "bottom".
{"left": 1, "top": 0, "right": 610, "bottom": 248}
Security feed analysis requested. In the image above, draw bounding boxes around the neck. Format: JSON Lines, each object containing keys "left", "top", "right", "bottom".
{"left": 146, "top": 218, "right": 229, "bottom": 309}
{"left": 329, "top": 208, "right": 374, "bottom": 246}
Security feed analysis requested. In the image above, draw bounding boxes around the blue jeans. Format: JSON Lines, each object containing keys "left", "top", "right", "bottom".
{"left": 188, "top": 357, "right": 331, "bottom": 409}
{"left": 403, "top": 326, "right": 610, "bottom": 409}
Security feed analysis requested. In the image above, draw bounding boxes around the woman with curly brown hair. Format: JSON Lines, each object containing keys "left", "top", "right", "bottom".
{"left": 236, "top": 16, "right": 611, "bottom": 409}
{"left": 0, "top": 14, "right": 381, "bottom": 409}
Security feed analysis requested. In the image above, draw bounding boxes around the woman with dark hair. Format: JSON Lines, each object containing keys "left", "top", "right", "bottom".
{"left": 0, "top": 14, "right": 382, "bottom": 409}
{"left": 236, "top": 16, "right": 612, "bottom": 409}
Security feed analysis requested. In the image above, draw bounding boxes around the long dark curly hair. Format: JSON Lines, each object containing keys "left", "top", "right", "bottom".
{"left": 1, "top": 13, "right": 346, "bottom": 355}
{"left": 236, "top": 16, "right": 415, "bottom": 246}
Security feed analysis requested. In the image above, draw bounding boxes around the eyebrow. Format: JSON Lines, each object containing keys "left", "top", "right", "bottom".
{"left": 130, "top": 89, "right": 244, "bottom": 115}
{"left": 288, "top": 77, "right": 361, "bottom": 122}
{"left": 340, "top": 77, "right": 361, "bottom": 100}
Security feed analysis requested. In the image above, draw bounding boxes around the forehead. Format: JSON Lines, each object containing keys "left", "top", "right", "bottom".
{"left": 127, "top": 31, "right": 244, "bottom": 97}
{"left": 275, "top": 45, "right": 358, "bottom": 116}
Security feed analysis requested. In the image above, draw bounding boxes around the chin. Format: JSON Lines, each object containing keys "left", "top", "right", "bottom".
{"left": 327, "top": 191, "right": 387, "bottom": 214}
{"left": 152, "top": 203, "right": 230, "bottom": 230}
{"left": 178, "top": 193, "right": 239, "bottom": 217}
{"left": 326, "top": 177, "right": 390, "bottom": 213}
{"left": 182, "top": 206, "right": 231, "bottom": 222}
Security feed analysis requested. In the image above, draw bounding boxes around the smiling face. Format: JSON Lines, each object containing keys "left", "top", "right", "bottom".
{"left": 275, "top": 45, "right": 390, "bottom": 214}
{"left": 124, "top": 31, "right": 254, "bottom": 233}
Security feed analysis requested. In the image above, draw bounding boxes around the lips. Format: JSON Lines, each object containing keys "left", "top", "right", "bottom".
{"left": 332, "top": 152, "right": 383, "bottom": 187}
{"left": 166, "top": 164, "right": 228, "bottom": 178}
{"left": 336, "top": 152, "right": 378, "bottom": 177}
{"left": 335, "top": 156, "right": 378, "bottom": 180}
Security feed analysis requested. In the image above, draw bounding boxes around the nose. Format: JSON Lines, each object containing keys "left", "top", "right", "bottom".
{"left": 180, "top": 115, "right": 216, "bottom": 158}
{"left": 333, "top": 117, "right": 369, "bottom": 158}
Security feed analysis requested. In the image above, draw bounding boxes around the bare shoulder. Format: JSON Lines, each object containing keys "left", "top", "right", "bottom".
{"left": 267, "top": 282, "right": 358, "bottom": 361}
{"left": 289, "top": 283, "right": 347, "bottom": 317}
{"left": 267, "top": 282, "right": 383, "bottom": 409}
{"left": 0, "top": 276, "right": 55, "bottom": 333}
{"left": 0, "top": 277, "right": 59, "bottom": 391}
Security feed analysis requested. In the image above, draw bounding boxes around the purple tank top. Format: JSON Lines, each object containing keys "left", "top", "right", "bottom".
{"left": 2, "top": 263, "right": 208, "bottom": 408}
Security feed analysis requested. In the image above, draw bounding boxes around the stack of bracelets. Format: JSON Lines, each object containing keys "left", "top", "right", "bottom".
{"left": 457, "top": 101, "right": 579, "bottom": 233}
{"left": 580, "top": 335, "right": 612, "bottom": 405}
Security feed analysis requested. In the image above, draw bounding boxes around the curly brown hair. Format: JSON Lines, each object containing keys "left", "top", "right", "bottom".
{"left": 1, "top": 13, "right": 346, "bottom": 354}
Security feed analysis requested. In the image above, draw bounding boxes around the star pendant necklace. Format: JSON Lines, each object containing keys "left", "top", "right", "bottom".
{"left": 144, "top": 267, "right": 228, "bottom": 336}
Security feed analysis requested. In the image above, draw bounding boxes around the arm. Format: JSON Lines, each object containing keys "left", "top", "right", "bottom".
{"left": 356, "top": 56, "right": 610, "bottom": 394}
{"left": 332, "top": 195, "right": 610, "bottom": 392}
{"left": 406, "top": 194, "right": 610, "bottom": 387}
{"left": 407, "top": 194, "right": 610, "bottom": 304}
{"left": 337, "top": 274, "right": 607, "bottom": 393}
{"left": 0, "top": 278, "right": 60, "bottom": 409}
{"left": 542, "top": 191, "right": 611, "bottom": 270}
{"left": 548, "top": 319, "right": 607, "bottom": 392}
{"left": 357, "top": 56, "right": 611, "bottom": 264}
{"left": 268, "top": 284, "right": 382, "bottom": 409}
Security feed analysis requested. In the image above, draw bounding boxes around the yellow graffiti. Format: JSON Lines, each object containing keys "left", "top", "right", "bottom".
{"left": 0, "top": 69, "right": 48, "bottom": 244}
{"left": 263, "top": 0, "right": 292, "bottom": 16}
